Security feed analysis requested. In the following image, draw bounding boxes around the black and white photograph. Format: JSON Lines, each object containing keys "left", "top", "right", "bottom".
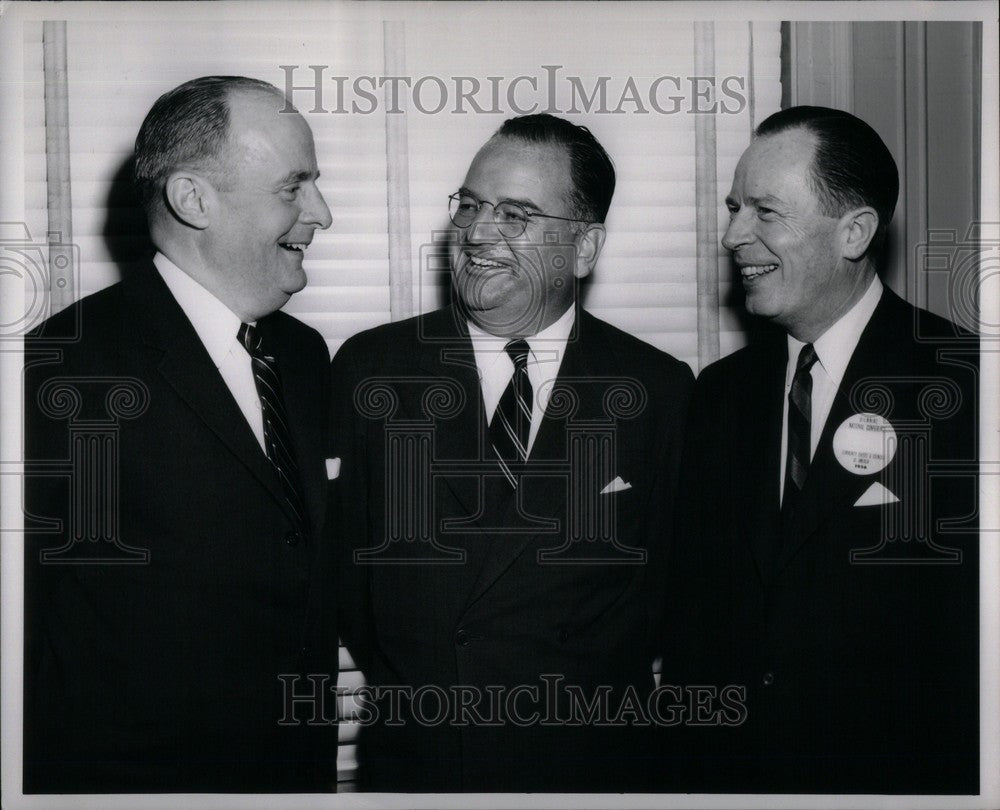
{"left": 1, "top": 1, "right": 997, "bottom": 807}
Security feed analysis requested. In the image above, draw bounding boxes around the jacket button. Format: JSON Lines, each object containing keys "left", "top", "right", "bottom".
{"left": 762, "top": 671, "right": 775, "bottom": 687}
{"left": 455, "top": 629, "right": 470, "bottom": 647}
{"left": 284, "top": 530, "right": 302, "bottom": 546}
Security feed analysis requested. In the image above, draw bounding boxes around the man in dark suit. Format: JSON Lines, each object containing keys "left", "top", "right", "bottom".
{"left": 662, "top": 106, "right": 978, "bottom": 793}
{"left": 23, "top": 76, "right": 338, "bottom": 792}
{"left": 332, "top": 114, "right": 694, "bottom": 791}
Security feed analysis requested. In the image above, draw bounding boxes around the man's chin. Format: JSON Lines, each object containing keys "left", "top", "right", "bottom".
{"left": 465, "top": 303, "right": 548, "bottom": 338}
{"left": 743, "top": 290, "right": 776, "bottom": 319}
{"left": 281, "top": 270, "right": 309, "bottom": 296}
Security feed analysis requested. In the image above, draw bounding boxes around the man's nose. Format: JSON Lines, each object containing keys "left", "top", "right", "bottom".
{"left": 721, "top": 210, "right": 752, "bottom": 251}
{"left": 463, "top": 203, "right": 502, "bottom": 244}
{"left": 302, "top": 184, "right": 333, "bottom": 230}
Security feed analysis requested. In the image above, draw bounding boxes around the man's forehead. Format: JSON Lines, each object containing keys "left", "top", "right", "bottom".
{"left": 732, "top": 128, "right": 817, "bottom": 195}
{"left": 225, "top": 91, "right": 315, "bottom": 173}
{"left": 748, "top": 129, "right": 816, "bottom": 173}
{"left": 464, "top": 137, "right": 573, "bottom": 204}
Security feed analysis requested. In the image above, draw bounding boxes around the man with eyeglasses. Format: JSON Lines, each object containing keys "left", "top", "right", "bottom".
{"left": 330, "top": 113, "right": 693, "bottom": 791}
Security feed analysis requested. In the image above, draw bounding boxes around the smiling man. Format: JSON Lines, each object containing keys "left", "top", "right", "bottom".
{"left": 331, "top": 114, "right": 693, "bottom": 791}
{"left": 661, "top": 106, "right": 979, "bottom": 793}
{"left": 24, "top": 76, "right": 338, "bottom": 792}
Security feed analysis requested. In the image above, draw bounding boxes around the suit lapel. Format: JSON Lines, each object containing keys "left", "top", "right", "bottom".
{"left": 776, "top": 291, "right": 901, "bottom": 571}
{"left": 407, "top": 308, "right": 502, "bottom": 606}
{"left": 461, "top": 310, "right": 604, "bottom": 611}
{"left": 123, "top": 266, "right": 290, "bottom": 517}
{"left": 413, "top": 307, "right": 486, "bottom": 518}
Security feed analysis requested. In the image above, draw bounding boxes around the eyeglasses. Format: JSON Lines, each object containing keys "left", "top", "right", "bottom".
{"left": 448, "top": 193, "right": 590, "bottom": 238}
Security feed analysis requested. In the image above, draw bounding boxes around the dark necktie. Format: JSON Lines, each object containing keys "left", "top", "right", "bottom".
{"left": 238, "top": 322, "right": 307, "bottom": 532}
{"left": 782, "top": 342, "right": 818, "bottom": 515}
{"left": 489, "top": 339, "right": 532, "bottom": 489}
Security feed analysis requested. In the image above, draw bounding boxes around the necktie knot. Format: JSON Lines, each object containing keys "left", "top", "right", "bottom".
{"left": 505, "top": 339, "right": 530, "bottom": 370}
{"left": 238, "top": 322, "right": 262, "bottom": 356}
{"left": 796, "top": 343, "right": 818, "bottom": 375}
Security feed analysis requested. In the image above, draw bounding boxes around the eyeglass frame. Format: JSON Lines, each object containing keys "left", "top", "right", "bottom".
{"left": 447, "top": 192, "right": 592, "bottom": 238}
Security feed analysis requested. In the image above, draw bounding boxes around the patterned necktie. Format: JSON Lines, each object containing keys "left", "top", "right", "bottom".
{"left": 489, "top": 339, "right": 532, "bottom": 489}
{"left": 238, "top": 323, "right": 307, "bottom": 532}
{"left": 782, "top": 342, "right": 818, "bottom": 514}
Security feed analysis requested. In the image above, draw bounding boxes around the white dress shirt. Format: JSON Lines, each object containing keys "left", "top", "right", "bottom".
{"left": 468, "top": 305, "right": 576, "bottom": 457}
{"left": 154, "top": 252, "right": 267, "bottom": 452}
{"left": 779, "top": 276, "right": 883, "bottom": 504}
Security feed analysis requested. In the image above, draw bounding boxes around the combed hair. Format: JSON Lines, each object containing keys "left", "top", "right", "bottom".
{"left": 756, "top": 105, "right": 899, "bottom": 256}
{"left": 493, "top": 113, "right": 616, "bottom": 224}
{"left": 133, "top": 76, "right": 287, "bottom": 217}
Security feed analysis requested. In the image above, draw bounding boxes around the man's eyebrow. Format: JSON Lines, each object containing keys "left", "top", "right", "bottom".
{"left": 278, "top": 169, "right": 317, "bottom": 185}
{"left": 501, "top": 196, "right": 542, "bottom": 212}
{"left": 458, "top": 187, "right": 543, "bottom": 212}
{"left": 727, "top": 193, "right": 785, "bottom": 209}
{"left": 746, "top": 194, "right": 783, "bottom": 208}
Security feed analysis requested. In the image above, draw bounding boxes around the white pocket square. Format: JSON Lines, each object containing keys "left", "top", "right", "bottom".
{"left": 325, "top": 457, "right": 341, "bottom": 481}
{"left": 600, "top": 476, "right": 632, "bottom": 495}
{"left": 854, "top": 481, "right": 899, "bottom": 506}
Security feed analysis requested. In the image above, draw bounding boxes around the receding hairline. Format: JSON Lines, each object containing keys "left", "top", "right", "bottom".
{"left": 206, "top": 84, "right": 305, "bottom": 176}
{"left": 475, "top": 134, "right": 579, "bottom": 216}
{"left": 226, "top": 82, "right": 296, "bottom": 114}
{"left": 751, "top": 126, "right": 845, "bottom": 214}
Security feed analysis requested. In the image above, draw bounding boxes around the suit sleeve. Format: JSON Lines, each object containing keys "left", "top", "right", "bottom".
{"left": 22, "top": 329, "right": 92, "bottom": 789}
{"left": 328, "top": 336, "right": 375, "bottom": 676}
{"left": 660, "top": 362, "right": 724, "bottom": 681}
{"left": 642, "top": 359, "right": 695, "bottom": 657}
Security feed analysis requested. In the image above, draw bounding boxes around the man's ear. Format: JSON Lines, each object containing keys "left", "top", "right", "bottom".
{"left": 840, "top": 207, "right": 878, "bottom": 261}
{"left": 574, "top": 223, "right": 606, "bottom": 279}
{"left": 163, "top": 172, "right": 212, "bottom": 229}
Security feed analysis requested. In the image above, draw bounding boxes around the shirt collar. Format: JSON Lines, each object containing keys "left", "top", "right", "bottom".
{"left": 153, "top": 252, "right": 245, "bottom": 369}
{"left": 786, "top": 275, "right": 883, "bottom": 386}
{"left": 467, "top": 305, "right": 576, "bottom": 369}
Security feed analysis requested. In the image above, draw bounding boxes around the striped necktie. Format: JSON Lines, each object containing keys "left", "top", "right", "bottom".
{"left": 490, "top": 339, "right": 532, "bottom": 489}
{"left": 782, "top": 342, "right": 818, "bottom": 515}
{"left": 238, "top": 322, "right": 307, "bottom": 532}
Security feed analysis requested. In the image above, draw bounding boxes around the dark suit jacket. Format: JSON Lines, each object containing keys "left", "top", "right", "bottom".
{"left": 23, "top": 264, "right": 338, "bottom": 792}
{"left": 330, "top": 305, "right": 694, "bottom": 791}
{"left": 662, "top": 288, "right": 979, "bottom": 793}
